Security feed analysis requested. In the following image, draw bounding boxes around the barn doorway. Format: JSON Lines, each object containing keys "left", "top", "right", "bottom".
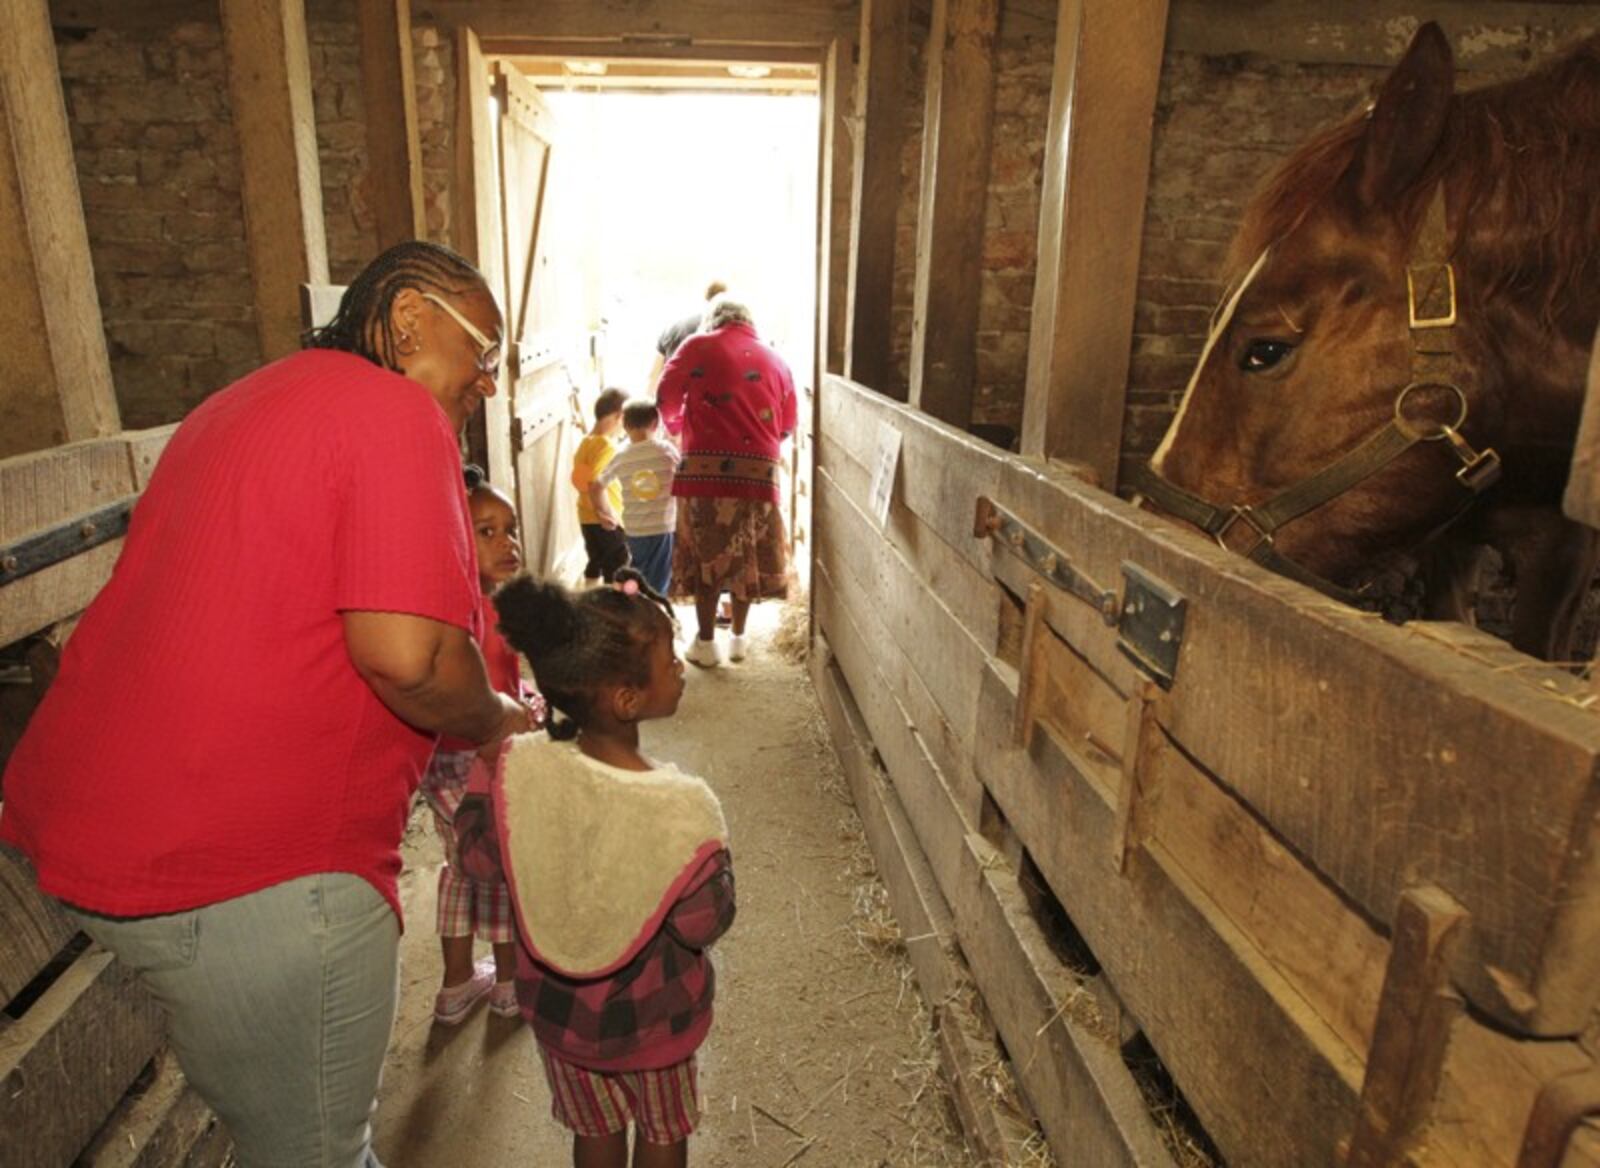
{"left": 472, "top": 52, "right": 822, "bottom": 591}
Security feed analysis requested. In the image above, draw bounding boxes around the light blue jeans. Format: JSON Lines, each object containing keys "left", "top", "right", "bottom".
{"left": 65, "top": 873, "right": 397, "bottom": 1168}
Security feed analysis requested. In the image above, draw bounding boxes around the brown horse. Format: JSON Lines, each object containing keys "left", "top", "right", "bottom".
{"left": 1136, "top": 24, "right": 1600, "bottom": 660}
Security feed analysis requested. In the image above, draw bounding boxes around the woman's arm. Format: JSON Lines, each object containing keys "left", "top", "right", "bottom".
{"left": 343, "top": 611, "right": 527, "bottom": 745}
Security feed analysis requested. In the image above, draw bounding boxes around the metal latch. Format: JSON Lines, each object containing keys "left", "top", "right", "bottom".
{"left": 1117, "top": 563, "right": 1187, "bottom": 688}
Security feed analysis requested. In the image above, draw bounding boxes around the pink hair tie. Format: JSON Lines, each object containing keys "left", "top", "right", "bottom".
{"left": 617, "top": 579, "right": 639, "bottom": 596}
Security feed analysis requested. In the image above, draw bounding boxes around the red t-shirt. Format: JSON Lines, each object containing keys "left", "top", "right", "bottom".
{"left": 0, "top": 349, "right": 479, "bottom": 920}
{"left": 436, "top": 591, "right": 522, "bottom": 753}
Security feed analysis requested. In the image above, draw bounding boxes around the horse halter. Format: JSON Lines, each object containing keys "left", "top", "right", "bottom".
{"left": 1131, "top": 187, "right": 1503, "bottom": 604}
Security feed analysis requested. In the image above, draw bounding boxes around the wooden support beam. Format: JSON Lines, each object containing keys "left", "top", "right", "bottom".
{"left": 1345, "top": 886, "right": 1469, "bottom": 1167}
{"left": 357, "top": 0, "right": 427, "bottom": 249}
{"left": 907, "top": 0, "right": 999, "bottom": 430}
{"left": 412, "top": 0, "right": 854, "bottom": 46}
{"left": 454, "top": 25, "right": 514, "bottom": 492}
{"left": 1021, "top": 0, "right": 1168, "bottom": 487}
{"left": 220, "top": 0, "right": 330, "bottom": 362}
{"left": 0, "top": 0, "right": 120, "bottom": 458}
{"left": 824, "top": 35, "right": 855, "bottom": 377}
{"left": 843, "top": 0, "right": 909, "bottom": 396}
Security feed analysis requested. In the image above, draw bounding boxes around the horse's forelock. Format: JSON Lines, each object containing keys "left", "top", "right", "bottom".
{"left": 1224, "top": 111, "right": 1368, "bottom": 283}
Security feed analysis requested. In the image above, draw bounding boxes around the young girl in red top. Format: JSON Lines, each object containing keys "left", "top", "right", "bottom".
{"left": 422, "top": 465, "right": 539, "bottom": 1024}
{"left": 456, "top": 569, "right": 735, "bottom": 1168}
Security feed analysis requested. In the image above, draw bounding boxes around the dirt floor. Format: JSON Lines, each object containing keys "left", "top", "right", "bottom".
{"left": 371, "top": 603, "right": 979, "bottom": 1167}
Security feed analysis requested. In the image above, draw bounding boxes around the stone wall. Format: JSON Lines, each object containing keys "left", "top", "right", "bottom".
{"left": 53, "top": 5, "right": 455, "bottom": 428}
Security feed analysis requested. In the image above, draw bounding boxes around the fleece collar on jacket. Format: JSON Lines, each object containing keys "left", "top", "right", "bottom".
{"left": 492, "top": 733, "right": 727, "bottom": 978}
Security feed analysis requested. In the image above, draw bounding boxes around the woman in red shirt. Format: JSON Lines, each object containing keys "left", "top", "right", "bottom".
{"left": 0, "top": 241, "right": 535, "bottom": 1168}
{"left": 656, "top": 297, "right": 798, "bottom": 668}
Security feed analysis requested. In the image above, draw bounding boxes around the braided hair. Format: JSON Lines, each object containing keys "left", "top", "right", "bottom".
{"left": 303, "top": 240, "right": 484, "bottom": 371}
{"left": 493, "top": 568, "right": 675, "bottom": 741}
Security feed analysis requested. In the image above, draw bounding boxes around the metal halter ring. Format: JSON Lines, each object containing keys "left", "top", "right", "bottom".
{"left": 1393, "top": 381, "right": 1469, "bottom": 442}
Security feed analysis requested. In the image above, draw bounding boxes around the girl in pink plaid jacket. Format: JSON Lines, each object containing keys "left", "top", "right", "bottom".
{"left": 456, "top": 568, "right": 735, "bottom": 1168}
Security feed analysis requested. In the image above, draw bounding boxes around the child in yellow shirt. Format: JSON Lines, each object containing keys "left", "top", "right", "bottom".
{"left": 571, "top": 388, "right": 630, "bottom": 584}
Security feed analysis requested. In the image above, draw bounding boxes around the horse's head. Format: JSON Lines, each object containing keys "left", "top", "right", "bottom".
{"left": 1145, "top": 24, "right": 1497, "bottom": 591}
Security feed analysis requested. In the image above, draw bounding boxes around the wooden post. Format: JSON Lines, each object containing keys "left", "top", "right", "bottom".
{"left": 844, "top": 0, "right": 909, "bottom": 396}
{"left": 1011, "top": 581, "right": 1049, "bottom": 750}
{"left": 453, "top": 25, "right": 513, "bottom": 491}
{"left": 1021, "top": 0, "right": 1169, "bottom": 488}
{"left": 0, "top": 0, "right": 120, "bottom": 458}
{"left": 824, "top": 34, "right": 856, "bottom": 377}
{"left": 356, "top": 0, "right": 427, "bottom": 249}
{"left": 1344, "top": 885, "right": 1468, "bottom": 1166}
{"left": 908, "top": 0, "right": 999, "bottom": 430}
{"left": 1112, "top": 681, "right": 1163, "bottom": 873}
{"left": 220, "top": 0, "right": 330, "bottom": 362}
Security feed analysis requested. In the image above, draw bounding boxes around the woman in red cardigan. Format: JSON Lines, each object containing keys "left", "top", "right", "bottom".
{"left": 655, "top": 296, "right": 797, "bottom": 667}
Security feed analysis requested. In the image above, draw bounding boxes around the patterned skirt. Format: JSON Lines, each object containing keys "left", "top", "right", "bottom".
{"left": 670, "top": 496, "right": 790, "bottom": 602}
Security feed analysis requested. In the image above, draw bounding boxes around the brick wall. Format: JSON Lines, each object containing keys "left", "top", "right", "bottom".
{"left": 55, "top": 20, "right": 255, "bottom": 430}
{"left": 54, "top": 7, "right": 455, "bottom": 427}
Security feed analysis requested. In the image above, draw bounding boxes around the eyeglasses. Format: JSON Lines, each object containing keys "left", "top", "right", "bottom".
{"left": 421, "top": 292, "right": 502, "bottom": 378}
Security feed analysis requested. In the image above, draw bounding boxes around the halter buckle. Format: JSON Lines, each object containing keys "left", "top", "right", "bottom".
{"left": 1214, "top": 506, "right": 1274, "bottom": 556}
{"left": 1440, "top": 426, "right": 1503, "bottom": 492}
{"left": 1407, "top": 262, "right": 1457, "bottom": 329}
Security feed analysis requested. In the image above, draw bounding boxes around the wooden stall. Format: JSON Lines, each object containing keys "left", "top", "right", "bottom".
{"left": 811, "top": 372, "right": 1600, "bottom": 1167}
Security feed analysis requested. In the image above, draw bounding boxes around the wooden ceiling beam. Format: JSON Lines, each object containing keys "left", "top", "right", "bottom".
{"left": 483, "top": 39, "right": 827, "bottom": 65}
{"left": 413, "top": 0, "right": 855, "bottom": 46}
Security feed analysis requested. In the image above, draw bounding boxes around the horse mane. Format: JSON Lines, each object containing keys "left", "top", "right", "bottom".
{"left": 1226, "top": 34, "right": 1600, "bottom": 327}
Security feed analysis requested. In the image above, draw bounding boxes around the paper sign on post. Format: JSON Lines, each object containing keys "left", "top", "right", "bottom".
{"left": 867, "top": 421, "right": 903, "bottom": 528}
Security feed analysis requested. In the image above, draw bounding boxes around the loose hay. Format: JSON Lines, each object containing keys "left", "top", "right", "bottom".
{"left": 771, "top": 589, "right": 811, "bottom": 663}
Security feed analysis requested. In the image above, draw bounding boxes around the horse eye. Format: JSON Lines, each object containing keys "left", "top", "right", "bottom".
{"left": 1240, "top": 339, "right": 1295, "bottom": 372}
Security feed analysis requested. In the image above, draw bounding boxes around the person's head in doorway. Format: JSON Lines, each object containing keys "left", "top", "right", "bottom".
{"left": 305, "top": 240, "right": 503, "bottom": 433}
{"left": 592, "top": 387, "right": 629, "bottom": 437}
{"left": 621, "top": 399, "right": 661, "bottom": 444}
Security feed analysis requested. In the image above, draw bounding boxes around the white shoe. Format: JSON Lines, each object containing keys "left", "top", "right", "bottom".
{"left": 686, "top": 636, "right": 723, "bottom": 668}
{"left": 728, "top": 634, "right": 748, "bottom": 662}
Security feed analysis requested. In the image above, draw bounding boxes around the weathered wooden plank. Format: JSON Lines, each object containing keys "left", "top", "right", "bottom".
{"left": 907, "top": 0, "right": 999, "bottom": 428}
{"left": 810, "top": 646, "right": 1043, "bottom": 1166}
{"left": 0, "top": 0, "right": 120, "bottom": 459}
{"left": 815, "top": 426, "right": 998, "bottom": 654}
{"left": 0, "top": 846, "right": 75, "bottom": 1007}
{"left": 991, "top": 455, "right": 1600, "bottom": 1036}
{"left": 1020, "top": 0, "right": 1167, "bottom": 486}
{"left": 813, "top": 629, "right": 1180, "bottom": 1166}
{"left": 814, "top": 470, "right": 987, "bottom": 799}
{"left": 843, "top": 0, "right": 909, "bottom": 395}
{"left": 79, "top": 1048, "right": 231, "bottom": 1168}
{"left": 1564, "top": 322, "right": 1600, "bottom": 529}
{"left": 975, "top": 658, "right": 1362, "bottom": 1167}
{"left": 821, "top": 374, "right": 1007, "bottom": 577}
{"left": 1347, "top": 886, "right": 1468, "bottom": 1168}
{"left": 356, "top": 0, "right": 426, "bottom": 249}
{"left": 816, "top": 34, "right": 853, "bottom": 378}
{"left": 413, "top": 0, "right": 856, "bottom": 45}
{"left": 0, "top": 438, "right": 136, "bottom": 544}
{"left": 1, "top": 541, "right": 123, "bottom": 647}
{"left": 219, "top": 0, "right": 330, "bottom": 361}
{"left": 0, "top": 947, "right": 165, "bottom": 1168}
{"left": 453, "top": 26, "right": 515, "bottom": 493}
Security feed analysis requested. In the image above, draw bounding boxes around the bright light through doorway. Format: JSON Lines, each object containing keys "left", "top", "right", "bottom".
{"left": 538, "top": 89, "right": 821, "bottom": 393}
